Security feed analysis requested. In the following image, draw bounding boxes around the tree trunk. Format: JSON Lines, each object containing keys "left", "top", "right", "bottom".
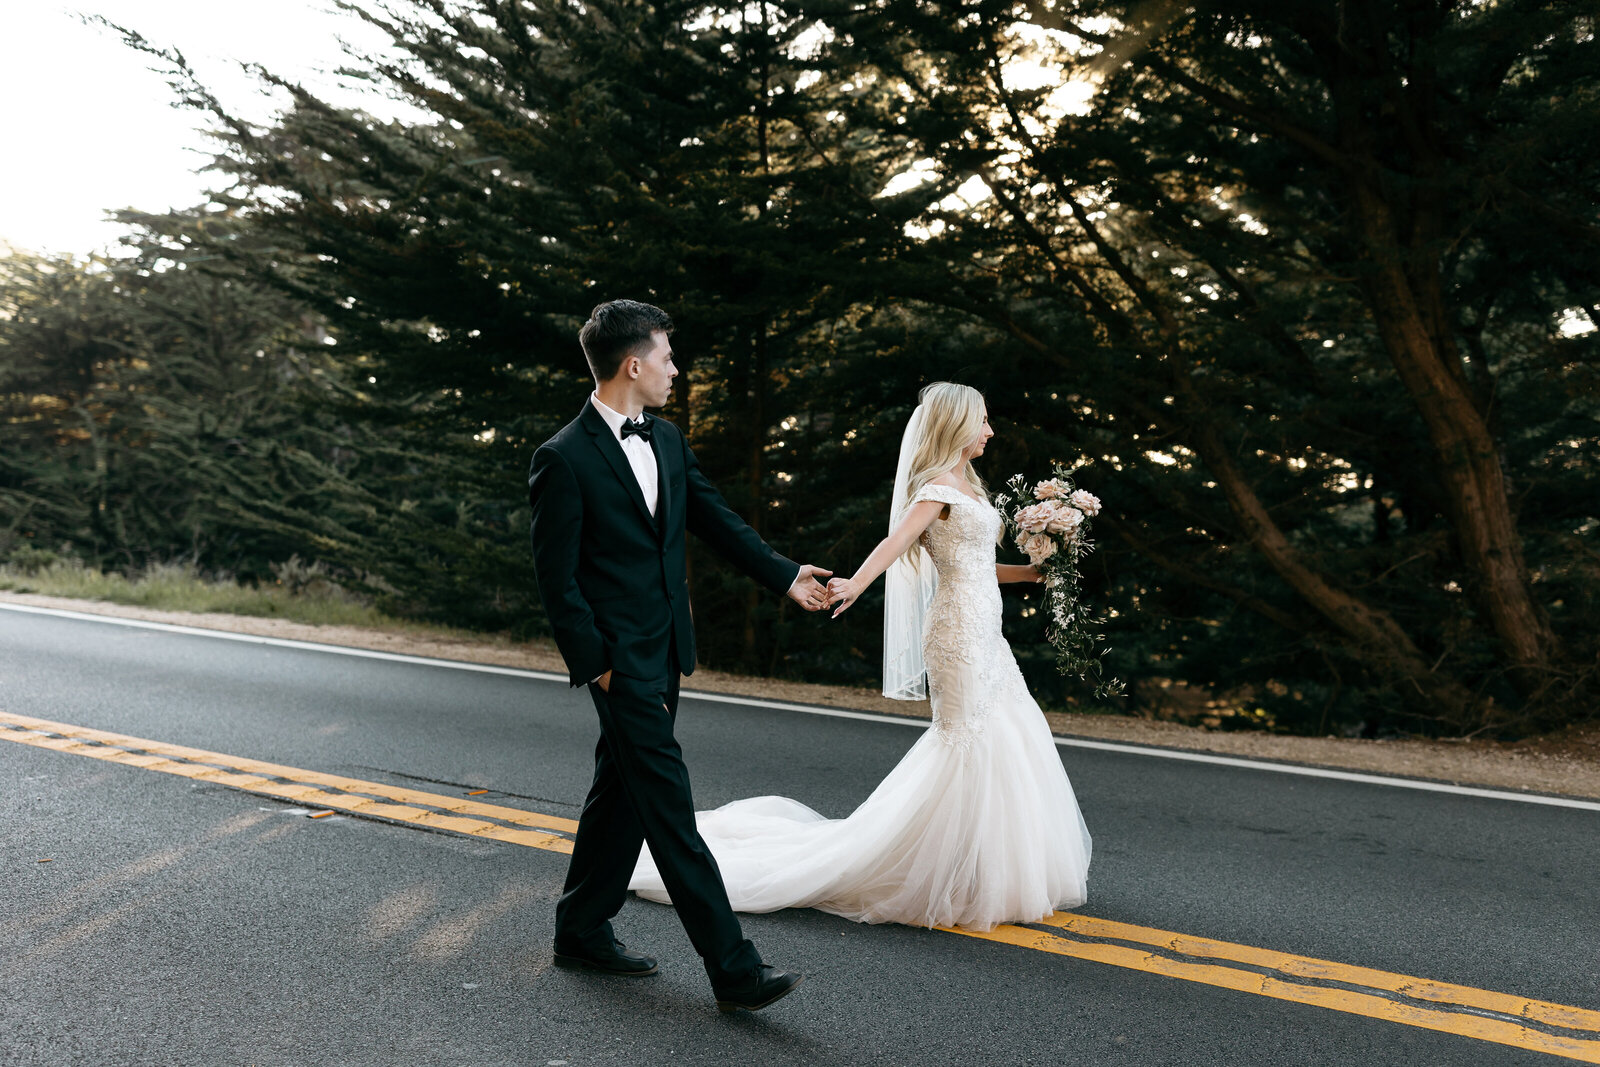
{"left": 1187, "top": 409, "right": 1486, "bottom": 723}
{"left": 1315, "top": 7, "right": 1559, "bottom": 694}
{"left": 1345, "top": 178, "right": 1559, "bottom": 686}
{"left": 1026, "top": 330, "right": 1487, "bottom": 723}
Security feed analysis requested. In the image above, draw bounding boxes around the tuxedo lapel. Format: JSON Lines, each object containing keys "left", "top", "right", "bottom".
{"left": 579, "top": 401, "right": 655, "bottom": 530}
{"left": 649, "top": 420, "right": 670, "bottom": 538}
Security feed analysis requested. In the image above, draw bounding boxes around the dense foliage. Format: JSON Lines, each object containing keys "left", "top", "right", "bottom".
{"left": 0, "top": 219, "right": 360, "bottom": 580}
{"left": 3, "top": 0, "right": 1595, "bottom": 736}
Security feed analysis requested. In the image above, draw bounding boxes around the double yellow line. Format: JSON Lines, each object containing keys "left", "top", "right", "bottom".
{"left": 0, "top": 709, "right": 575, "bottom": 853}
{"left": 957, "top": 918, "right": 1600, "bottom": 1061}
{"left": 5, "top": 708, "right": 1599, "bottom": 1062}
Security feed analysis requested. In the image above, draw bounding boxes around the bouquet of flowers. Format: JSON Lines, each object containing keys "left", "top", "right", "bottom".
{"left": 993, "top": 464, "right": 1125, "bottom": 699}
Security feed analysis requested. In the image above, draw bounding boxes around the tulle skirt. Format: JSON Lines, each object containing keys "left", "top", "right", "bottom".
{"left": 628, "top": 680, "right": 1091, "bottom": 932}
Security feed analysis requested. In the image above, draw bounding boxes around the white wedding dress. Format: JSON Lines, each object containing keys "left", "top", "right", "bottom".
{"left": 629, "top": 482, "right": 1092, "bottom": 931}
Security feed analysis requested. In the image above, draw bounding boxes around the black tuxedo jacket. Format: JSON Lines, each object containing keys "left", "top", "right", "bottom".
{"left": 528, "top": 400, "right": 800, "bottom": 687}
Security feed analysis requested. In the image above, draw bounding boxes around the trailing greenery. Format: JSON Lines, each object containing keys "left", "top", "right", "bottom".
{"left": 2, "top": 0, "right": 1593, "bottom": 737}
{"left": 993, "top": 468, "right": 1122, "bottom": 700}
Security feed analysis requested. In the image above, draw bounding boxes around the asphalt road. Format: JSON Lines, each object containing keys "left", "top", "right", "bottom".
{"left": 3, "top": 606, "right": 1597, "bottom": 1066}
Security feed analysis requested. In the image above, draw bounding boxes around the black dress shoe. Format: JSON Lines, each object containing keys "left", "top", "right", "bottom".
{"left": 712, "top": 965, "right": 804, "bottom": 1012}
{"left": 553, "top": 939, "right": 659, "bottom": 976}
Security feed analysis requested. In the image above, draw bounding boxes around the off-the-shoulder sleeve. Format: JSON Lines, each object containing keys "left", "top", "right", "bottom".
{"left": 910, "top": 483, "right": 970, "bottom": 508}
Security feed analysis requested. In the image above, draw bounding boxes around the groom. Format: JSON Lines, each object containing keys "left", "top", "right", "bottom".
{"left": 527, "top": 299, "right": 831, "bottom": 1012}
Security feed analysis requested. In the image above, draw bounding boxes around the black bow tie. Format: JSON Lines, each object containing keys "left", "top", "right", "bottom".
{"left": 620, "top": 417, "right": 652, "bottom": 442}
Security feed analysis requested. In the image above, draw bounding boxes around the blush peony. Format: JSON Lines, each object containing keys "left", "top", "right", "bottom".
{"left": 1021, "top": 532, "right": 1057, "bottom": 565}
{"left": 1033, "top": 478, "right": 1071, "bottom": 500}
{"left": 1013, "top": 502, "right": 1057, "bottom": 534}
{"left": 1045, "top": 506, "right": 1085, "bottom": 535}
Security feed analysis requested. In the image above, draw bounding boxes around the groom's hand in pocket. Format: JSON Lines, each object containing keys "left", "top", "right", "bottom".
{"left": 596, "top": 670, "right": 613, "bottom": 693}
{"left": 786, "top": 564, "right": 834, "bottom": 612}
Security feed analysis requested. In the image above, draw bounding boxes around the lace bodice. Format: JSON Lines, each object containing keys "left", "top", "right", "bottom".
{"left": 914, "top": 483, "right": 1003, "bottom": 585}
{"left": 910, "top": 483, "right": 1028, "bottom": 750}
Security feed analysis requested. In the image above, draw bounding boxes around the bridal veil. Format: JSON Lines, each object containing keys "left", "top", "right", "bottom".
{"left": 882, "top": 404, "right": 938, "bottom": 700}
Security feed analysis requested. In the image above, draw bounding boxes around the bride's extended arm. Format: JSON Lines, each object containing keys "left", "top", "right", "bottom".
{"left": 826, "top": 500, "right": 944, "bottom": 618}
{"left": 997, "top": 563, "right": 1044, "bottom": 584}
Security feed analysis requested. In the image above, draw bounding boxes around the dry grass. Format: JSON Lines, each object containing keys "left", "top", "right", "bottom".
{"left": 0, "top": 560, "right": 462, "bottom": 638}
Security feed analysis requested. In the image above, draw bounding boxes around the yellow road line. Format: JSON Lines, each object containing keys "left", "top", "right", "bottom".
{"left": 0, "top": 710, "right": 575, "bottom": 853}
{"left": 6, "top": 708, "right": 1598, "bottom": 1060}
{"left": 1035, "top": 912, "right": 1600, "bottom": 1032}
{"left": 948, "top": 923, "right": 1600, "bottom": 1063}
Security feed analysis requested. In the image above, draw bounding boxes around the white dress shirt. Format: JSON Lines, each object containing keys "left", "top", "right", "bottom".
{"left": 590, "top": 392, "right": 659, "bottom": 518}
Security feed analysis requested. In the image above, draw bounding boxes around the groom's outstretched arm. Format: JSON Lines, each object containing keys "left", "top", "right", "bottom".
{"left": 681, "top": 438, "right": 804, "bottom": 597}
{"left": 528, "top": 445, "right": 608, "bottom": 687}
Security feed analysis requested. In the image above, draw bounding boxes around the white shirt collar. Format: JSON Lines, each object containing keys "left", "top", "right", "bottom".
{"left": 590, "top": 391, "right": 646, "bottom": 443}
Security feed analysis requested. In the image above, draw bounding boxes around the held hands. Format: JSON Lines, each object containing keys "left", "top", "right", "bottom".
{"left": 825, "top": 577, "right": 861, "bottom": 618}
{"left": 821, "top": 564, "right": 1038, "bottom": 619}
{"left": 787, "top": 564, "right": 835, "bottom": 612}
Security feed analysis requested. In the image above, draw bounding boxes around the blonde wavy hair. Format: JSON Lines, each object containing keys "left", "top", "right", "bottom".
{"left": 897, "top": 382, "right": 988, "bottom": 563}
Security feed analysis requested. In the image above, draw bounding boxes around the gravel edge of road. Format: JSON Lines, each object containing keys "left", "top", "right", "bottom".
{"left": 5, "top": 590, "right": 1598, "bottom": 802}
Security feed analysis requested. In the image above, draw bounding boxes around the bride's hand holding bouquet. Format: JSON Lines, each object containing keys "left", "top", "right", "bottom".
{"left": 994, "top": 466, "right": 1125, "bottom": 699}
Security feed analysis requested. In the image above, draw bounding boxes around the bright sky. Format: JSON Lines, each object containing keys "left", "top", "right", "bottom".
{"left": 0, "top": 3, "right": 1093, "bottom": 258}
{"left": 0, "top": 1, "right": 404, "bottom": 257}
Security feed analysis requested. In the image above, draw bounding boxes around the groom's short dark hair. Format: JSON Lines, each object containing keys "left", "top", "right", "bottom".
{"left": 579, "top": 299, "right": 674, "bottom": 382}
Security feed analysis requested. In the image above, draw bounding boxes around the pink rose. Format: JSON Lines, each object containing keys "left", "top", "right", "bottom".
{"left": 1045, "top": 506, "right": 1085, "bottom": 535}
{"left": 1033, "top": 478, "right": 1070, "bottom": 500}
{"left": 1068, "top": 489, "right": 1101, "bottom": 516}
{"left": 1021, "top": 532, "right": 1056, "bottom": 565}
{"left": 1013, "top": 502, "right": 1056, "bottom": 534}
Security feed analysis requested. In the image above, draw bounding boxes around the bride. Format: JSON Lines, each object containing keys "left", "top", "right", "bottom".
{"left": 629, "top": 382, "right": 1092, "bottom": 931}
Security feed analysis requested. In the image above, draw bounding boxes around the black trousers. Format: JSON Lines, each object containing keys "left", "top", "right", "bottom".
{"left": 553, "top": 657, "right": 761, "bottom": 985}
